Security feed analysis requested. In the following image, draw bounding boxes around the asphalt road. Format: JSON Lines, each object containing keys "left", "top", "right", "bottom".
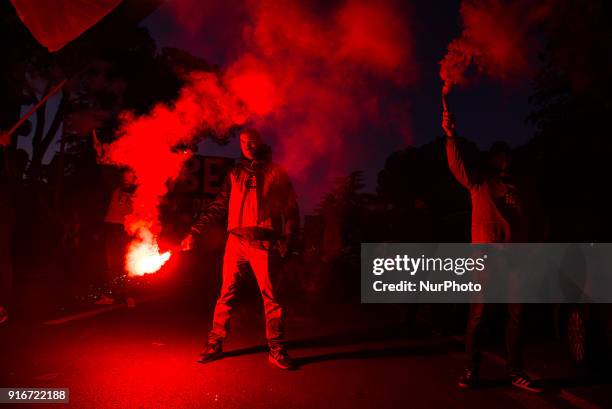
{"left": 0, "top": 289, "right": 608, "bottom": 409}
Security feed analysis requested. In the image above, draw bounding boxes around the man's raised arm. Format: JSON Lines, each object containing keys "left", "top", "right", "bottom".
{"left": 443, "top": 110, "right": 478, "bottom": 189}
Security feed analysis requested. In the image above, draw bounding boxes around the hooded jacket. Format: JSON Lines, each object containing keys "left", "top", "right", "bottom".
{"left": 191, "top": 150, "right": 299, "bottom": 245}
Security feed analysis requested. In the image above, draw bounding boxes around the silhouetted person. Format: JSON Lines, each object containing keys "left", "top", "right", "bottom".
{"left": 99, "top": 168, "right": 136, "bottom": 306}
{"left": 0, "top": 147, "right": 27, "bottom": 325}
{"left": 181, "top": 128, "right": 299, "bottom": 369}
{"left": 443, "top": 109, "right": 541, "bottom": 393}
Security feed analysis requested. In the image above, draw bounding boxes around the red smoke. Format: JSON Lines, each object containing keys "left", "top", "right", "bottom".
{"left": 440, "top": 0, "right": 554, "bottom": 95}
{"left": 165, "top": 0, "right": 416, "bottom": 193}
{"left": 223, "top": 0, "right": 415, "bottom": 190}
{"left": 102, "top": 0, "right": 415, "bottom": 271}
{"left": 101, "top": 72, "right": 248, "bottom": 275}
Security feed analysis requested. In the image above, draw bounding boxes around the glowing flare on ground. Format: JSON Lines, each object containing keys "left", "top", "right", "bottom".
{"left": 126, "top": 232, "right": 171, "bottom": 277}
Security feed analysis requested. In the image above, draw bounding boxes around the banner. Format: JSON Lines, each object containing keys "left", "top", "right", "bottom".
{"left": 11, "top": 0, "right": 122, "bottom": 52}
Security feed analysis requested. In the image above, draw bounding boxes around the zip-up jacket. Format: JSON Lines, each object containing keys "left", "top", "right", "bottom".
{"left": 191, "top": 156, "right": 300, "bottom": 245}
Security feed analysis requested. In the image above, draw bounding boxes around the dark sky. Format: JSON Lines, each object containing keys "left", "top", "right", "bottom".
{"left": 142, "top": 0, "right": 535, "bottom": 210}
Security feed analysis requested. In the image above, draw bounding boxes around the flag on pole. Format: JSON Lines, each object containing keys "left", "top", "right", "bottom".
{"left": 10, "top": 0, "right": 123, "bottom": 52}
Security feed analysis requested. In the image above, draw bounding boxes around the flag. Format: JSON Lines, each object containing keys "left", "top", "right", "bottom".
{"left": 10, "top": 0, "right": 123, "bottom": 52}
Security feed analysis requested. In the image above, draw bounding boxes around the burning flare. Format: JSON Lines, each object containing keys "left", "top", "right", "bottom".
{"left": 126, "top": 228, "right": 171, "bottom": 276}
{"left": 98, "top": 72, "right": 247, "bottom": 278}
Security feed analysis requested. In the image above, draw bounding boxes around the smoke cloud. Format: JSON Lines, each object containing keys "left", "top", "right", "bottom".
{"left": 101, "top": 72, "right": 248, "bottom": 274}
{"left": 440, "top": 0, "right": 555, "bottom": 95}
{"left": 101, "top": 0, "right": 416, "bottom": 272}
{"left": 224, "top": 0, "right": 415, "bottom": 177}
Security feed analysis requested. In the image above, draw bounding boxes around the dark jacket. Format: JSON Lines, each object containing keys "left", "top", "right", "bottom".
{"left": 446, "top": 137, "right": 530, "bottom": 243}
{"left": 191, "top": 156, "right": 300, "bottom": 245}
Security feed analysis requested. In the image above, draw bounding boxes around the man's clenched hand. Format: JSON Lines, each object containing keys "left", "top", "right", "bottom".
{"left": 180, "top": 233, "right": 195, "bottom": 251}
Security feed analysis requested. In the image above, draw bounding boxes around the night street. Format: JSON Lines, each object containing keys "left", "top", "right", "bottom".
{"left": 1, "top": 283, "right": 610, "bottom": 409}
{"left": 2, "top": 1, "right": 612, "bottom": 408}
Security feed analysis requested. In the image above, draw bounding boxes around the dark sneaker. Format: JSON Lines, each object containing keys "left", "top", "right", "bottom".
{"left": 198, "top": 342, "right": 223, "bottom": 364}
{"left": 510, "top": 373, "right": 543, "bottom": 393}
{"left": 458, "top": 368, "right": 478, "bottom": 389}
{"left": 268, "top": 347, "right": 295, "bottom": 370}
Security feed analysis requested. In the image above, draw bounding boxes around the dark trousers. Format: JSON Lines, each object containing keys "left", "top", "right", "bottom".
{"left": 465, "top": 303, "right": 524, "bottom": 375}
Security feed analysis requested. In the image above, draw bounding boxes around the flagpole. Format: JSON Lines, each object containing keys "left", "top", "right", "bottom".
{"left": 0, "top": 79, "right": 67, "bottom": 145}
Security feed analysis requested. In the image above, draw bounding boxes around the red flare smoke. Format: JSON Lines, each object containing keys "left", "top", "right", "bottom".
{"left": 440, "top": 0, "right": 555, "bottom": 96}
{"left": 101, "top": 0, "right": 416, "bottom": 270}
{"left": 168, "top": 0, "right": 417, "bottom": 203}
{"left": 101, "top": 72, "right": 249, "bottom": 276}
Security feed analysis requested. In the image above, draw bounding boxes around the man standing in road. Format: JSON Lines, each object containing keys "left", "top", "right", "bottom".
{"left": 181, "top": 128, "right": 299, "bottom": 369}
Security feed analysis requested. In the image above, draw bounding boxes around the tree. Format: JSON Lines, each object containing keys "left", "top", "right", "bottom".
{"left": 1, "top": 0, "right": 169, "bottom": 181}
{"left": 315, "top": 171, "right": 367, "bottom": 260}
{"left": 377, "top": 137, "right": 474, "bottom": 242}
{"left": 526, "top": 0, "right": 612, "bottom": 241}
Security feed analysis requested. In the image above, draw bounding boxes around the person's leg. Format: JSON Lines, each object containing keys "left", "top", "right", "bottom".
{"left": 506, "top": 303, "right": 524, "bottom": 375}
{"left": 208, "top": 235, "right": 245, "bottom": 344}
{"left": 506, "top": 303, "right": 542, "bottom": 392}
{"left": 465, "top": 303, "right": 486, "bottom": 373}
{"left": 248, "top": 242, "right": 293, "bottom": 369}
{"left": 459, "top": 303, "right": 487, "bottom": 387}
{"left": 248, "top": 243, "right": 285, "bottom": 348}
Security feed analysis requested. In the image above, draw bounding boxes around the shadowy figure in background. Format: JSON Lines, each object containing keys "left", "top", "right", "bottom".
{"left": 442, "top": 109, "right": 542, "bottom": 393}
{"left": 98, "top": 168, "right": 136, "bottom": 306}
{"left": 0, "top": 147, "right": 27, "bottom": 325}
{"left": 181, "top": 128, "right": 300, "bottom": 370}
